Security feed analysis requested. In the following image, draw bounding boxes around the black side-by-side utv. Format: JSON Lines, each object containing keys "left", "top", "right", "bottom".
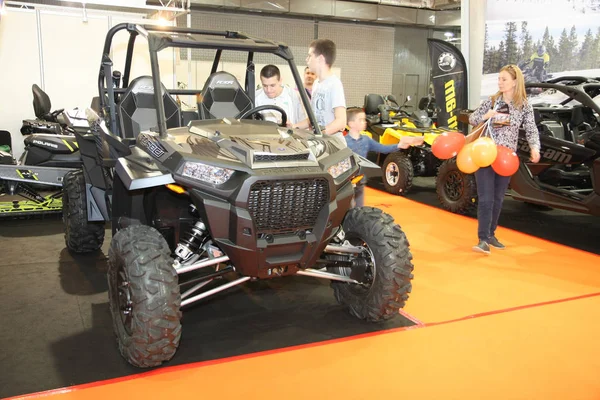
{"left": 65, "top": 23, "right": 415, "bottom": 368}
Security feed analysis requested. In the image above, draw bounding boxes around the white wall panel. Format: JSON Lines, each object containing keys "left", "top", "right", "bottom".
{"left": 0, "top": 8, "right": 150, "bottom": 158}
{"left": 240, "top": 0, "right": 290, "bottom": 12}
{"left": 110, "top": 18, "right": 176, "bottom": 90}
{"left": 289, "top": 0, "right": 334, "bottom": 16}
{"left": 0, "top": 9, "right": 41, "bottom": 158}
{"left": 335, "top": 1, "right": 378, "bottom": 20}
{"left": 40, "top": 11, "right": 108, "bottom": 111}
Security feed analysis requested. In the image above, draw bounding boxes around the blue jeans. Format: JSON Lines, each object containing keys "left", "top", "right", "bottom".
{"left": 474, "top": 167, "right": 511, "bottom": 241}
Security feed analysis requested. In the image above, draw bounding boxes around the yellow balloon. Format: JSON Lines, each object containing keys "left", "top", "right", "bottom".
{"left": 471, "top": 137, "right": 498, "bottom": 167}
{"left": 456, "top": 143, "right": 479, "bottom": 174}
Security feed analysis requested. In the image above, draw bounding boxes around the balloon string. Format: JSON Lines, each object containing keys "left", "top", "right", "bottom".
{"left": 471, "top": 118, "right": 492, "bottom": 140}
{"left": 484, "top": 101, "right": 501, "bottom": 141}
{"left": 471, "top": 100, "right": 499, "bottom": 142}
{"left": 483, "top": 118, "right": 492, "bottom": 139}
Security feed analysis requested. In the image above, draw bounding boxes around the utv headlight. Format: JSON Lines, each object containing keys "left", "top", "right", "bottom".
{"left": 181, "top": 161, "right": 234, "bottom": 185}
{"left": 328, "top": 157, "right": 352, "bottom": 179}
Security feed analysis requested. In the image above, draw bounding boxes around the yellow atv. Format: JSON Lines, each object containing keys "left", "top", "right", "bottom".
{"left": 362, "top": 94, "right": 456, "bottom": 195}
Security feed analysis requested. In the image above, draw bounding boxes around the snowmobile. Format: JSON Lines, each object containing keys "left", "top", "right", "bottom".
{"left": 20, "top": 84, "right": 88, "bottom": 136}
{"left": 517, "top": 60, "right": 553, "bottom": 96}
{"left": 0, "top": 129, "right": 81, "bottom": 217}
{"left": 0, "top": 87, "right": 88, "bottom": 217}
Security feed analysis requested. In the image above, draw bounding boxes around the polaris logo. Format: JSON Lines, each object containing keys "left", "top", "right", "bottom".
{"left": 32, "top": 140, "right": 58, "bottom": 149}
{"left": 216, "top": 80, "right": 234, "bottom": 85}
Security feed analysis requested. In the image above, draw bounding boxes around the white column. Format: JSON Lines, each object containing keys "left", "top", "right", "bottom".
{"left": 462, "top": 0, "right": 487, "bottom": 108}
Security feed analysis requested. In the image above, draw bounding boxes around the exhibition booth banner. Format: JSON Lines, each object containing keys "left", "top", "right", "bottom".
{"left": 481, "top": 0, "right": 600, "bottom": 99}
{"left": 427, "top": 38, "right": 468, "bottom": 130}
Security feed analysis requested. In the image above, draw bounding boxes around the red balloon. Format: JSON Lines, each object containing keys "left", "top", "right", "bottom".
{"left": 431, "top": 131, "right": 466, "bottom": 160}
{"left": 492, "top": 145, "right": 519, "bottom": 176}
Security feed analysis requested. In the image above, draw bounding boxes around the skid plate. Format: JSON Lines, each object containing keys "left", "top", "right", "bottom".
{"left": 0, "top": 164, "right": 76, "bottom": 186}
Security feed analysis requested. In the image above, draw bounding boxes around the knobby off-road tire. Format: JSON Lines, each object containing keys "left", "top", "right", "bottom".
{"left": 108, "top": 225, "right": 182, "bottom": 368}
{"left": 382, "top": 152, "right": 414, "bottom": 196}
{"left": 435, "top": 158, "right": 478, "bottom": 215}
{"left": 329, "top": 207, "right": 414, "bottom": 321}
{"left": 63, "top": 170, "right": 105, "bottom": 253}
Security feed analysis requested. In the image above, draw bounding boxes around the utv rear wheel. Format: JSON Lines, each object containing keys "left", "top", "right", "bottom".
{"left": 328, "top": 207, "right": 414, "bottom": 321}
{"left": 436, "top": 158, "right": 478, "bottom": 215}
{"left": 382, "top": 152, "right": 413, "bottom": 195}
{"left": 108, "top": 225, "right": 182, "bottom": 368}
{"left": 63, "top": 170, "right": 105, "bottom": 253}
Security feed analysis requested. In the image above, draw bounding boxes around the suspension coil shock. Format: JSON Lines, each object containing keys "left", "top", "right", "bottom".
{"left": 174, "top": 220, "right": 208, "bottom": 263}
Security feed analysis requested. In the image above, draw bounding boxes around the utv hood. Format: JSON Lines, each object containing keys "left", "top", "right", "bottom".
{"left": 182, "top": 119, "right": 346, "bottom": 169}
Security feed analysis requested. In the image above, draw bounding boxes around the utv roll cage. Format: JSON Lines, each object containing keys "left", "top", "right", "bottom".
{"left": 526, "top": 78, "right": 600, "bottom": 113}
{"left": 97, "top": 23, "right": 319, "bottom": 138}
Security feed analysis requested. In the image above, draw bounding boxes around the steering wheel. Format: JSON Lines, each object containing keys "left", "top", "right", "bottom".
{"left": 238, "top": 104, "right": 288, "bottom": 127}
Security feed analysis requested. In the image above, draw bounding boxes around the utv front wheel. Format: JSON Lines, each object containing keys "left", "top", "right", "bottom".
{"left": 108, "top": 225, "right": 182, "bottom": 368}
{"left": 436, "top": 158, "right": 478, "bottom": 215}
{"left": 328, "top": 207, "right": 414, "bottom": 321}
{"left": 63, "top": 170, "right": 105, "bottom": 253}
{"left": 382, "top": 152, "right": 413, "bottom": 195}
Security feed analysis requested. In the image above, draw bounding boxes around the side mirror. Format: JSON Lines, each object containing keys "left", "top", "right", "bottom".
{"left": 387, "top": 94, "right": 398, "bottom": 104}
{"left": 406, "top": 95, "right": 412, "bottom": 102}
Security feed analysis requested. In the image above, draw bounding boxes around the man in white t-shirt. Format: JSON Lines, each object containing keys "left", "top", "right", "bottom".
{"left": 255, "top": 64, "right": 306, "bottom": 126}
{"left": 291, "top": 39, "right": 346, "bottom": 138}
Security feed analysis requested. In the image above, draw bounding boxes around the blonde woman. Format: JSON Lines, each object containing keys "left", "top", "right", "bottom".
{"left": 468, "top": 64, "right": 541, "bottom": 254}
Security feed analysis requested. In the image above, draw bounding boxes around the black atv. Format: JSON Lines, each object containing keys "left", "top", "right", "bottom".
{"left": 436, "top": 77, "right": 600, "bottom": 216}
{"left": 64, "top": 23, "right": 415, "bottom": 368}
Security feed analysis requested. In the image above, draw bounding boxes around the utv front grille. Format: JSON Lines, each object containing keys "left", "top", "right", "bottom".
{"left": 247, "top": 179, "right": 329, "bottom": 234}
{"left": 253, "top": 153, "right": 310, "bottom": 163}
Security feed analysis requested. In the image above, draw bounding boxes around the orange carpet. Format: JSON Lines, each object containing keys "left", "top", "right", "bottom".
{"left": 8, "top": 188, "right": 600, "bottom": 400}
{"left": 365, "top": 188, "right": 600, "bottom": 323}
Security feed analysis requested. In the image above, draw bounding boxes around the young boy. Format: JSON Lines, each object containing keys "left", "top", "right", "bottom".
{"left": 345, "top": 107, "right": 424, "bottom": 207}
{"left": 292, "top": 39, "right": 346, "bottom": 138}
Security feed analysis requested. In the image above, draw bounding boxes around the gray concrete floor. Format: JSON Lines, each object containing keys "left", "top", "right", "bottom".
{"left": 0, "top": 215, "right": 413, "bottom": 398}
